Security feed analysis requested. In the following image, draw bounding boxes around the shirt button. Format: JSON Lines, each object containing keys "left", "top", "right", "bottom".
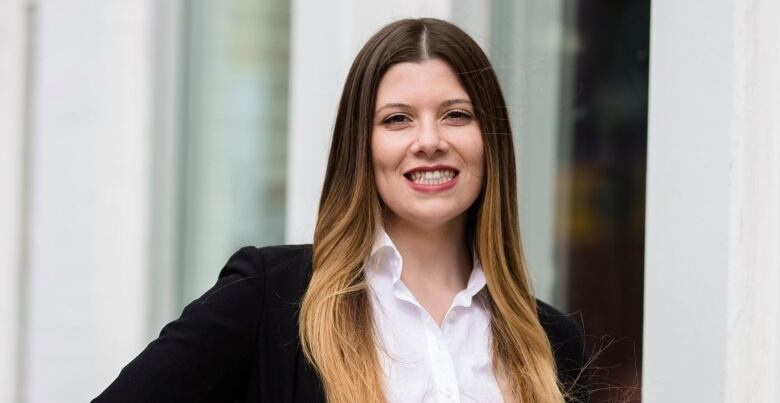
{"left": 443, "top": 387, "right": 453, "bottom": 398}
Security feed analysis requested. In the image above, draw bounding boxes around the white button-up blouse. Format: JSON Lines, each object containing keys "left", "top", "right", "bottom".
{"left": 364, "top": 230, "right": 505, "bottom": 403}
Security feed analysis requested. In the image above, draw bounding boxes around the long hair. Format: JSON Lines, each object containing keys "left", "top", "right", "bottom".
{"left": 299, "top": 18, "right": 564, "bottom": 403}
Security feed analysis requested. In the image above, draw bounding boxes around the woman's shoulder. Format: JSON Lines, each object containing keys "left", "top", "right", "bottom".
{"left": 535, "top": 299, "right": 585, "bottom": 345}
{"left": 535, "top": 299, "right": 591, "bottom": 400}
{"left": 253, "top": 243, "right": 313, "bottom": 264}
{"left": 220, "top": 244, "right": 312, "bottom": 277}
{"left": 216, "top": 244, "right": 313, "bottom": 302}
{"left": 92, "top": 244, "right": 314, "bottom": 402}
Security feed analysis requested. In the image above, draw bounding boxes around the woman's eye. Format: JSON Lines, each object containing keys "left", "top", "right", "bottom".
{"left": 444, "top": 110, "right": 473, "bottom": 124}
{"left": 383, "top": 114, "right": 410, "bottom": 126}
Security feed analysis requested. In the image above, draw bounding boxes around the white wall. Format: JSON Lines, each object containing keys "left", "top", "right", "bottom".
{"left": 643, "top": 0, "right": 780, "bottom": 401}
{"left": 0, "top": 1, "right": 29, "bottom": 401}
{"left": 146, "top": 0, "right": 182, "bottom": 339}
{"left": 22, "top": 1, "right": 155, "bottom": 402}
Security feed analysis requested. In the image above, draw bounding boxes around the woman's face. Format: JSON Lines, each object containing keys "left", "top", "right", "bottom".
{"left": 371, "top": 58, "right": 484, "bottom": 230}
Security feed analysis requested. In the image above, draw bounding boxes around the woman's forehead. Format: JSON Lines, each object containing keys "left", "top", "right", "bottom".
{"left": 375, "top": 59, "right": 471, "bottom": 108}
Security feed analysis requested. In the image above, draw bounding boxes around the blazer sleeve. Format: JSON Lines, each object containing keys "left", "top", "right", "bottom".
{"left": 92, "top": 246, "right": 267, "bottom": 403}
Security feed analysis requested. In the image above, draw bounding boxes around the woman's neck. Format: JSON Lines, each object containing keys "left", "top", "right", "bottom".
{"left": 384, "top": 214, "right": 472, "bottom": 294}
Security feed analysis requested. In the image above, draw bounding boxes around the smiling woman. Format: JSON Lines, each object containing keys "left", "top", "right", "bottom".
{"left": 93, "top": 18, "right": 590, "bottom": 403}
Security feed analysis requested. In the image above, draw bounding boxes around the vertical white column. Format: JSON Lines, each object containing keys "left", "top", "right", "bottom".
{"left": 643, "top": 0, "right": 780, "bottom": 401}
{"left": 286, "top": 0, "right": 453, "bottom": 243}
{"left": 724, "top": 0, "right": 780, "bottom": 400}
{"left": 0, "top": 1, "right": 29, "bottom": 402}
{"left": 24, "top": 1, "right": 154, "bottom": 402}
{"left": 147, "top": 0, "right": 182, "bottom": 339}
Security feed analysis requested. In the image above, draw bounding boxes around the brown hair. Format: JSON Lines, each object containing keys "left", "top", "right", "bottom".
{"left": 299, "top": 18, "right": 564, "bottom": 402}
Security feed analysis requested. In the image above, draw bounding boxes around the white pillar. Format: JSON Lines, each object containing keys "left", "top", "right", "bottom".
{"left": 23, "top": 1, "right": 155, "bottom": 402}
{"left": 0, "top": 1, "right": 29, "bottom": 402}
{"left": 643, "top": 0, "right": 780, "bottom": 401}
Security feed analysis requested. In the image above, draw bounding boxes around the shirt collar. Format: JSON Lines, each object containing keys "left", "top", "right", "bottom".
{"left": 366, "top": 228, "right": 487, "bottom": 308}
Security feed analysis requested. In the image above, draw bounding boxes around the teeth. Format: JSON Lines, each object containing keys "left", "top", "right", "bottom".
{"left": 408, "top": 170, "right": 456, "bottom": 185}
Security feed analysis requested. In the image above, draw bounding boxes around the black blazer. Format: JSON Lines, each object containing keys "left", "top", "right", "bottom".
{"left": 93, "top": 245, "right": 590, "bottom": 402}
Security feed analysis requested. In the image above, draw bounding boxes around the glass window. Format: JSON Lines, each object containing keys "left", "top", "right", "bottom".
{"left": 178, "top": 0, "right": 291, "bottom": 306}
{"left": 492, "top": 1, "right": 649, "bottom": 401}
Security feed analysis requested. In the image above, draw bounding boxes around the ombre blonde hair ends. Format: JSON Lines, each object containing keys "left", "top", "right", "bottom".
{"left": 299, "top": 18, "right": 565, "bottom": 403}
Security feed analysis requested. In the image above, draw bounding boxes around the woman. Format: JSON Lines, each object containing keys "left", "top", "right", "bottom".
{"left": 94, "top": 18, "right": 589, "bottom": 403}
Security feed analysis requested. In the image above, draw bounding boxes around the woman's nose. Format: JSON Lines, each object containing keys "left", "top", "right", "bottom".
{"left": 412, "top": 120, "right": 447, "bottom": 156}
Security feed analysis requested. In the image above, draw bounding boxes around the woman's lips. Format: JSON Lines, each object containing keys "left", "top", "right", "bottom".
{"left": 402, "top": 164, "right": 460, "bottom": 193}
{"left": 403, "top": 164, "right": 459, "bottom": 178}
{"left": 405, "top": 172, "right": 459, "bottom": 193}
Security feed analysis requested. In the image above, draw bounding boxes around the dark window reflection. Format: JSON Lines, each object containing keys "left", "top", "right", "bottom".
{"left": 563, "top": 1, "right": 649, "bottom": 401}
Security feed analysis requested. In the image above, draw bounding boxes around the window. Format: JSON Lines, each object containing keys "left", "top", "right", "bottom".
{"left": 492, "top": 1, "right": 649, "bottom": 400}
{"left": 177, "top": 0, "right": 291, "bottom": 305}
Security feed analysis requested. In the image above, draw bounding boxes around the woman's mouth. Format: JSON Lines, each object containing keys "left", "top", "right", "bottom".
{"left": 403, "top": 166, "right": 460, "bottom": 192}
{"left": 405, "top": 169, "right": 458, "bottom": 185}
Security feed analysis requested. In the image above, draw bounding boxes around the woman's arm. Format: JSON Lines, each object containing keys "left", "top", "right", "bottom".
{"left": 92, "top": 246, "right": 267, "bottom": 403}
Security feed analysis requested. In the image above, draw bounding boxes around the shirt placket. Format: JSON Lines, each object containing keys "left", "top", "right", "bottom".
{"left": 421, "top": 310, "right": 461, "bottom": 403}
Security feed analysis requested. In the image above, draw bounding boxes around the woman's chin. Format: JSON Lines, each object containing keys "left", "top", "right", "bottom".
{"left": 390, "top": 211, "right": 467, "bottom": 230}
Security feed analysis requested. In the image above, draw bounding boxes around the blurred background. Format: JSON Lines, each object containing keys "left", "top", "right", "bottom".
{"left": 1, "top": 0, "right": 649, "bottom": 401}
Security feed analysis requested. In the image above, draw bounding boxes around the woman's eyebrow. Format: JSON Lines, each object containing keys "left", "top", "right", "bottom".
{"left": 375, "top": 103, "right": 411, "bottom": 114}
{"left": 441, "top": 98, "right": 472, "bottom": 108}
{"left": 375, "top": 99, "right": 472, "bottom": 114}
